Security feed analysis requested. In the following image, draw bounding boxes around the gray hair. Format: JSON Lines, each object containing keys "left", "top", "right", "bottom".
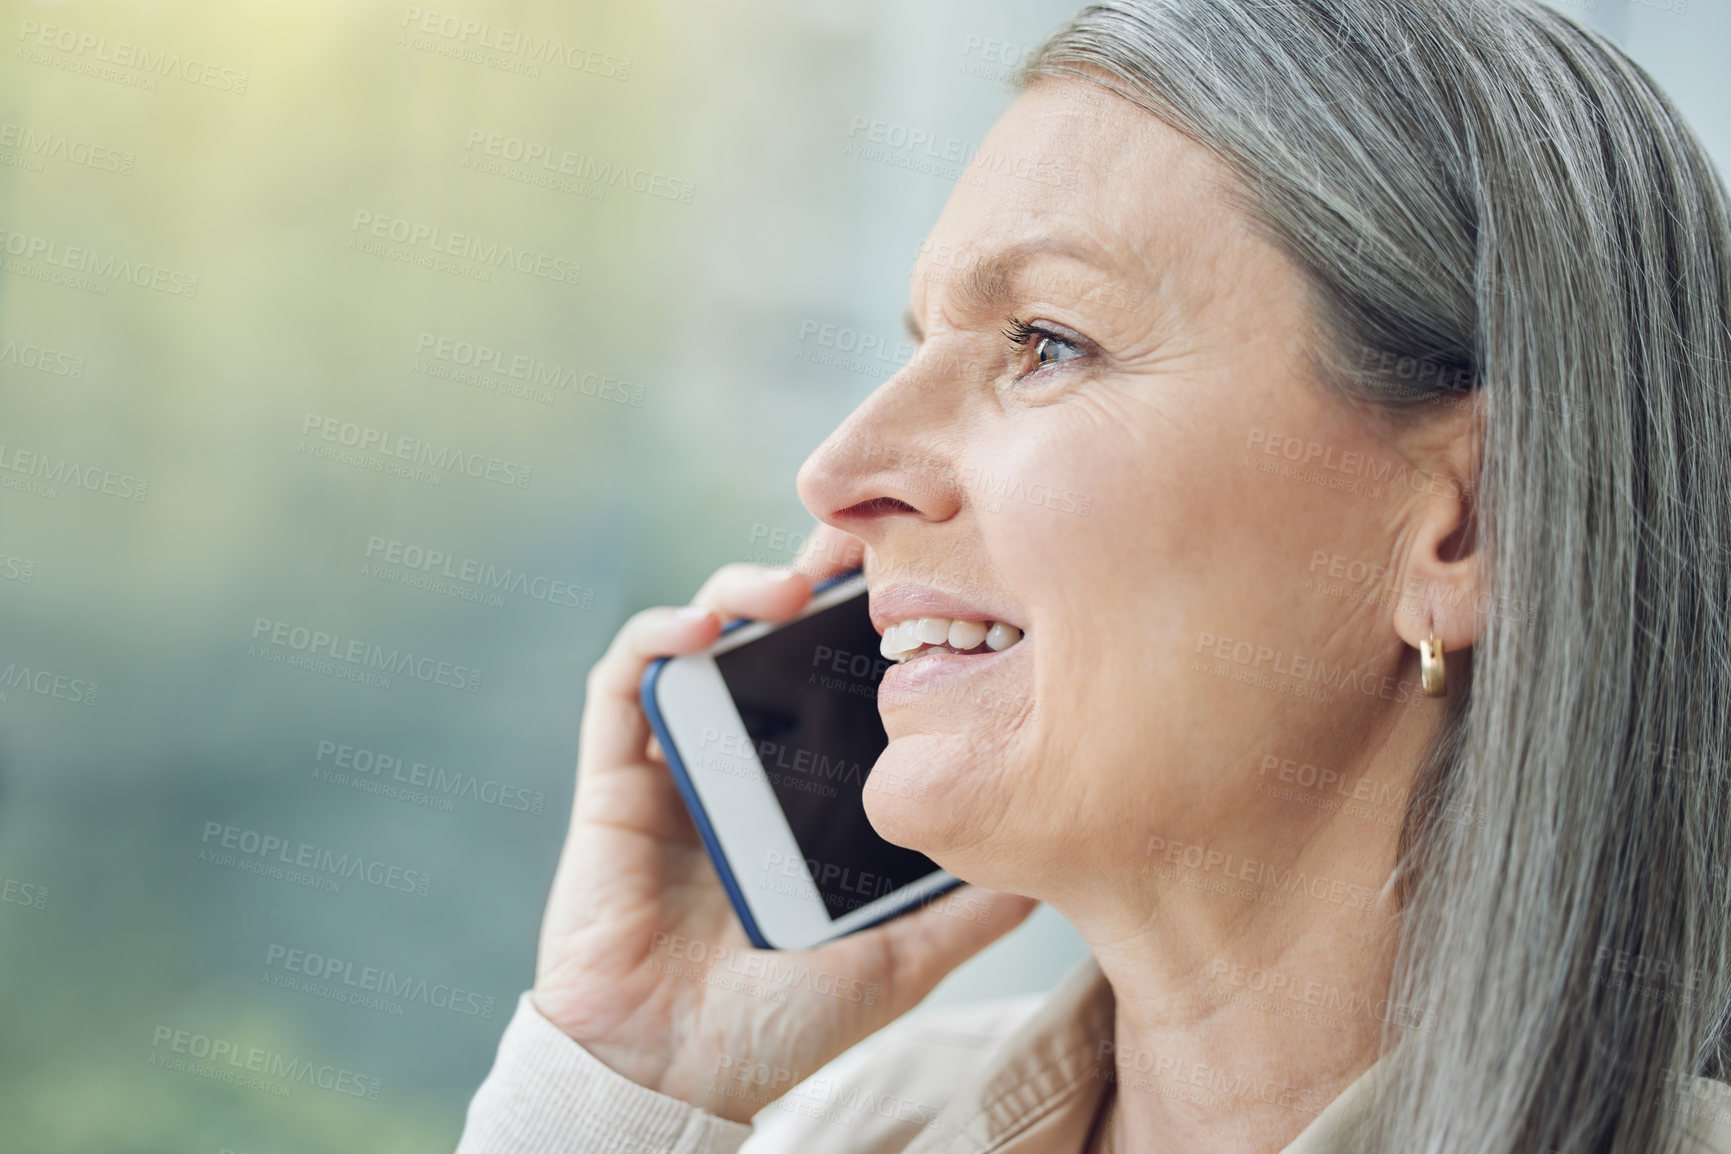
{"left": 1022, "top": 2, "right": 1731, "bottom": 1151}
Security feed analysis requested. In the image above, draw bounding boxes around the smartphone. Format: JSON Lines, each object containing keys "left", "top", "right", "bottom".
{"left": 640, "top": 570, "right": 960, "bottom": 950}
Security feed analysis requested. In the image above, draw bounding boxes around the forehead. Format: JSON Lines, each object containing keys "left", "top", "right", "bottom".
{"left": 914, "top": 78, "right": 1248, "bottom": 315}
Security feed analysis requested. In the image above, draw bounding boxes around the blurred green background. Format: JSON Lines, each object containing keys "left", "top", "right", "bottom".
{"left": 0, "top": 0, "right": 1723, "bottom": 1150}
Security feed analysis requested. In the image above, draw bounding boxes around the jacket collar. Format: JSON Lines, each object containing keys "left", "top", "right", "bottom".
{"left": 903, "top": 955, "right": 1390, "bottom": 1154}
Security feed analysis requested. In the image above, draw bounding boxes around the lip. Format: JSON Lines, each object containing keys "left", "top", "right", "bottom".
{"left": 878, "top": 640, "right": 1032, "bottom": 711}
{"left": 867, "top": 580, "right": 1027, "bottom": 636}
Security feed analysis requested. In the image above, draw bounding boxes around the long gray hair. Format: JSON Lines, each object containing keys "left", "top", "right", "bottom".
{"left": 1022, "top": 2, "right": 1731, "bottom": 1151}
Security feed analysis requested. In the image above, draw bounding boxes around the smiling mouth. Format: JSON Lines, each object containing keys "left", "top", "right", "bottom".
{"left": 879, "top": 617, "right": 1025, "bottom": 664}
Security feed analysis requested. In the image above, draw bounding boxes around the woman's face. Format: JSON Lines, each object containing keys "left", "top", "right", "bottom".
{"left": 797, "top": 78, "right": 1467, "bottom": 917}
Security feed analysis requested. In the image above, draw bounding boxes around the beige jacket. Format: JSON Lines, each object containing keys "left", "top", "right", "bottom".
{"left": 457, "top": 956, "right": 1731, "bottom": 1153}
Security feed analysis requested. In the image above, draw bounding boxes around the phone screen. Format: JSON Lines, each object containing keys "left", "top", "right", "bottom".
{"left": 713, "top": 591, "right": 941, "bottom": 921}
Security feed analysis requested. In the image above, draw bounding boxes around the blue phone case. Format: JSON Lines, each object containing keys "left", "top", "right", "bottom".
{"left": 638, "top": 569, "right": 961, "bottom": 949}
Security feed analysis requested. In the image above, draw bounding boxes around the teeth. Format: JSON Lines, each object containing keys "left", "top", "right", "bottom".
{"left": 947, "top": 620, "right": 988, "bottom": 650}
{"left": 879, "top": 615, "right": 1026, "bottom": 663}
{"left": 879, "top": 620, "right": 918, "bottom": 659}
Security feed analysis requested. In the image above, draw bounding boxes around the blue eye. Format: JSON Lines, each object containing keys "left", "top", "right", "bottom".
{"left": 1032, "top": 334, "right": 1083, "bottom": 368}
{"left": 1003, "top": 317, "right": 1087, "bottom": 378}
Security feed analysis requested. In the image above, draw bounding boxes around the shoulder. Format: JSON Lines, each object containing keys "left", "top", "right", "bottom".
{"left": 738, "top": 994, "right": 1046, "bottom": 1154}
{"left": 1678, "top": 1075, "right": 1731, "bottom": 1153}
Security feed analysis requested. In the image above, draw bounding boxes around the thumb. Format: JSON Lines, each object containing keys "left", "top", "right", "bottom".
{"left": 836, "top": 886, "right": 1040, "bottom": 1020}
{"left": 794, "top": 523, "right": 865, "bottom": 582}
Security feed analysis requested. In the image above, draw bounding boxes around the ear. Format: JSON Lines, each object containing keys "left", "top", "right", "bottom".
{"left": 1391, "top": 502, "right": 1481, "bottom": 654}
{"left": 1389, "top": 395, "right": 1483, "bottom": 656}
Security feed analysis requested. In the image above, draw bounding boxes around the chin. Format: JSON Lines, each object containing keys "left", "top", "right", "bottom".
{"left": 864, "top": 730, "right": 1013, "bottom": 880}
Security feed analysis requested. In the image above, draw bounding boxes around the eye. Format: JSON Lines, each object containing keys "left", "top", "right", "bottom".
{"left": 1003, "top": 317, "right": 1088, "bottom": 379}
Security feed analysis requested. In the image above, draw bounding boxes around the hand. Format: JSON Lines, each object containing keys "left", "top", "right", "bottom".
{"left": 529, "top": 525, "right": 1039, "bottom": 1122}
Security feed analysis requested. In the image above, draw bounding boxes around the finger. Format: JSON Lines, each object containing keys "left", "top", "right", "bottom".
{"left": 577, "top": 605, "right": 721, "bottom": 782}
{"left": 795, "top": 524, "right": 865, "bottom": 581}
{"left": 837, "top": 887, "right": 1039, "bottom": 1020}
{"left": 689, "top": 562, "right": 813, "bottom": 623}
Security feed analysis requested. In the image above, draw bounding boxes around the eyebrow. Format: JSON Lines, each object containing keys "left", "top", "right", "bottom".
{"left": 904, "top": 237, "right": 1118, "bottom": 342}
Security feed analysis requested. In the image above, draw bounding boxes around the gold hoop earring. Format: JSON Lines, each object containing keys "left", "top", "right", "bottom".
{"left": 1419, "top": 615, "right": 1447, "bottom": 698}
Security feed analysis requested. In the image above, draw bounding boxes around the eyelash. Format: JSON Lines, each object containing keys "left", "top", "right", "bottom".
{"left": 1002, "top": 317, "right": 1085, "bottom": 378}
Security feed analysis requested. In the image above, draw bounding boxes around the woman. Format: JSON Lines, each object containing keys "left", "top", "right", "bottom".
{"left": 458, "top": 0, "right": 1731, "bottom": 1150}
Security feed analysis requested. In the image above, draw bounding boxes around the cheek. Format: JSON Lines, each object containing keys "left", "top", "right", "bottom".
{"left": 976, "top": 397, "right": 1211, "bottom": 604}
{"left": 978, "top": 411, "right": 1194, "bottom": 689}
{"left": 962, "top": 398, "right": 1308, "bottom": 801}
{"left": 939, "top": 423, "right": 1182, "bottom": 832}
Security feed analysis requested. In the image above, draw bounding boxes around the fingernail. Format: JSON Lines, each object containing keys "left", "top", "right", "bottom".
{"left": 674, "top": 605, "right": 713, "bottom": 622}
{"left": 764, "top": 567, "right": 799, "bottom": 581}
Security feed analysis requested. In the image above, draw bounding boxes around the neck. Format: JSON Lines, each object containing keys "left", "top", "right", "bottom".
{"left": 1066, "top": 798, "right": 1408, "bottom": 1153}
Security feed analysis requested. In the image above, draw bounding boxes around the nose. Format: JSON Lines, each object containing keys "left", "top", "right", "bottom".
{"left": 796, "top": 369, "right": 965, "bottom": 548}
